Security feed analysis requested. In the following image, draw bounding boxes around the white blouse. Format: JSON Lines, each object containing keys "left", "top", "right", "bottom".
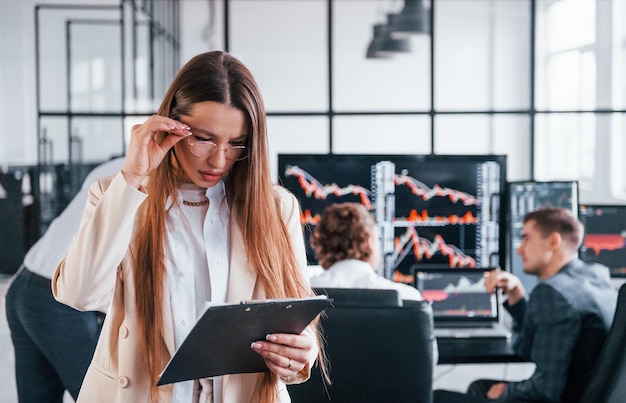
{"left": 166, "top": 181, "right": 230, "bottom": 403}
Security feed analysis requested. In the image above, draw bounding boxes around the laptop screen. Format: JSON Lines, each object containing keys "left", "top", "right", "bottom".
{"left": 415, "top": 268, "right": 498, "bottom": 323}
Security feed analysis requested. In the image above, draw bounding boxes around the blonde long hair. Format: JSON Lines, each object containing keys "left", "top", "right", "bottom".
{"left": 132, "top": 51, "right": 324, "bottom": 401}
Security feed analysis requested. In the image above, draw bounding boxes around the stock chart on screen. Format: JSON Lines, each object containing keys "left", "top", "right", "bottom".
{"left": 278, "top": 154, "right": 507, "bottom": 283}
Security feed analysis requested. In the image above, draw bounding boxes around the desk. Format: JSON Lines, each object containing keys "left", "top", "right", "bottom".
{"left": 437, "top": 337, "right": 525, "bottom": 364}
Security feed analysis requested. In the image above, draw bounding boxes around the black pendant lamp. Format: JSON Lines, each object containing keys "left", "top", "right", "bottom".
{"left": 366, "top": 23, "right": 412, "bottom": 59}
{"left": 387, "top": 0, "right": 430, "bottom": 38}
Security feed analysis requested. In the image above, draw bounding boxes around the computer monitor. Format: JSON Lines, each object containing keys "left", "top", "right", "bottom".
{"left": 579, "top": 205, "right": 626, "bottom": 277}
{"left": 507, "top": 181, "right": 579, "bottom": 292}
{"left": 414, "top": 268, "right": 498, "bottom": 324}
{"left": 278, "top": 154, "right": 507, "bottom": 283}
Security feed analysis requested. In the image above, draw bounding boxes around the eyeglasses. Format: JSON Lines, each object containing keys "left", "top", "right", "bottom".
{"left": 186, "top": 136, "right": 248, "bottom": 161}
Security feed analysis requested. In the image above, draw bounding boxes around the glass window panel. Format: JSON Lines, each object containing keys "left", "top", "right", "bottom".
{"left": 180, "top": 0, "right": 225, "bottom": 58}
{"left": 69, "top": 20, "right": 122, "bottom": 113}
{"left": 492, "top": 117, "right": 531, "bottom": 181}
{"left": 547, "top": 50, "right": 578, "bottom": 107}
{"left": 585, "top": 113, "right": 626, "bottom": 202}
{"left": 535, "top": 0, "right": 602, "bottom": 110}
{"left": 152, "top": 34, "right": 177, "bottom": 103}
{"left": 39, "top": 117, "right": 70, "bottom": 165}
{"left": 38, "top": 117, "right": 69, "bottom": 227}
{"left": 124, "top": 115, "right": 150, "bottom": 152}
{"left": 613, "top": 0, "right": 626, "bottom": 110}
{"left": 267, "top": 116, "right": 329, "bottom": 182}
{"left": 37, "top": 7, "right": 120, "bottom": 112}
{"left": 133, "top": 20, "right": 159, "bottom": 112}
{"left": 229, "top": 0, "right": 327, "bottom": 112}
{"left": 333, "top": 115, "right": 431, "bottom": 154}
{"left": 333, "top": 1, "right": 430, "bottom": 112}
{"left": 612, "top": 113, "right": 626, "bottom": 200}
{"left": 435, "top": 115, "right": 492, "bottom": 154}
{"left": 546, "top": 113, "right": 626, "bottom": 203}
{"left": 534, "top": 112, "right": 596, "bottom": 184}
{"left": 490, "top": 1, "right": 532, "bottom": 111}
{"left": 546, "top": 0, "right": 595, "bottom": 52}
{"left": 130, "top": 2, "right": 178, "bottom": 114}
{"left": 71, "top": 117, "right": 125, "bottom": 164}
{"left": 542, "top": 50, "right": 596, "bottom": 110}
{"left": 434, "top": 114, "right": 531, "bottom": 181}
{"left": 124, "top": 1, "right": 166, "bottom": 114}
{"left": 435, "top": 0, "right": 531, "bottom": 111}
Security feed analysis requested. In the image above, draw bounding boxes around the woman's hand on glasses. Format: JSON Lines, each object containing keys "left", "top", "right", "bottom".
{"left": 122, "top": 115, "right": 192, "bottom": 189}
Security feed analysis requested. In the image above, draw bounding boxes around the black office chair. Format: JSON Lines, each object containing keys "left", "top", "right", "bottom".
{"left": 580, "top": 283, "right": 626, "bottom": 403}
{"left": 288, "top": 288, "right": 435, "bottom": 403}
{"left": 312, "top": 287, "right": 403, "bottom": 308}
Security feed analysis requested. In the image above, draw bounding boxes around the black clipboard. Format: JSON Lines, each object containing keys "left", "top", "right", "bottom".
{"left": 157, "top": 295, "right": 331, "bottom": 385}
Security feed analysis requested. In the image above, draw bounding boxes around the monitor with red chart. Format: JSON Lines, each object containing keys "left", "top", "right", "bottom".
{"left": 277, "top": 154, "right": 507, "bottom": 284}
{"left": 579, "top": 204, "right": 626, "bottom": 277}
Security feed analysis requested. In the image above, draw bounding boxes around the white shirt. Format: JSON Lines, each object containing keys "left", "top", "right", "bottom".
{"left": 166, "top": 181, "right": 230, "bottom": 403}
{"left": 24, "top": 157, "right": 126, "bottom": 280}
{"left": 309, "top": 259, "right": 423, "bottom": 301}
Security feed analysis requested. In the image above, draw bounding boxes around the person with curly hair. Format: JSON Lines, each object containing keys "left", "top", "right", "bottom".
{"left": 309, "top": 202, "right": 423, "bottom": 301}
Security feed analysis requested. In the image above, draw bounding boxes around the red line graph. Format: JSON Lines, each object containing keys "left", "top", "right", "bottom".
{"left": 301, "top": 209, "right": 320, "bottom": 225}
{"left": 284, "top": 165, "right": 372, "bottom": 208}
{"left": 584, "top": 234, "right": 626, "bottom": 255}
{"left": 395, "top": 227, "right": 477, "bottom": 268}
{"left": 394, "top": 174, "right": 477, "bottom": 206}
{"left": 399, "top": 209, "right": 478, "bottom": 225}
{"left": 422, "top": 290, "right": 448, "bottom": 301}
{"left": 393, "top": 271, "right": 416, "bottom": 283}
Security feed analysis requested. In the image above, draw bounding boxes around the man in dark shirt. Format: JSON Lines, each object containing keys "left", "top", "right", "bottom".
{"left": 472, "top": 207, "right": 617, "bottom": 402}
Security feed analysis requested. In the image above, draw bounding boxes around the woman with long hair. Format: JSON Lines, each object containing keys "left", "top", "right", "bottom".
{"left": 53, "top": 51, "right": 323, "bottom": 402}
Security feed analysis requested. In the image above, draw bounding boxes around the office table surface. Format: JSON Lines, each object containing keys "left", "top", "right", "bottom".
{"left": 437, "top": 336, "right": 525, "bottom": 364}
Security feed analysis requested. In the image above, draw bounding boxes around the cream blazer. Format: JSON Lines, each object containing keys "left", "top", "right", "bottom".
{"left": 52, "top": 173, "right": 315, "bottom": 403}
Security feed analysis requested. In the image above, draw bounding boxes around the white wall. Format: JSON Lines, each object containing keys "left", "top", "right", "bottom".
{"left": 0, "top": 0, "right": 39, "bottom": 167}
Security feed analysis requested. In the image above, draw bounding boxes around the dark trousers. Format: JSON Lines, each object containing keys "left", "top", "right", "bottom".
{"left": 5, "top": 267, "right": 104, "bottom": 402}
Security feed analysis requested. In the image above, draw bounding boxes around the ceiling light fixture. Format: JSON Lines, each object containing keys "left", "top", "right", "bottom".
{"left": 366, "top": 23, "right": 412, "bottom": 59}
{"left": 387, "top": 0, "right": 430, "bottom": 38}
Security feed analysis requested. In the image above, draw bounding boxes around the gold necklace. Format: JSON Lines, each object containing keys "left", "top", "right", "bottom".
{"left": 182, "top": 198, "right": 209, "bottom": 207}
